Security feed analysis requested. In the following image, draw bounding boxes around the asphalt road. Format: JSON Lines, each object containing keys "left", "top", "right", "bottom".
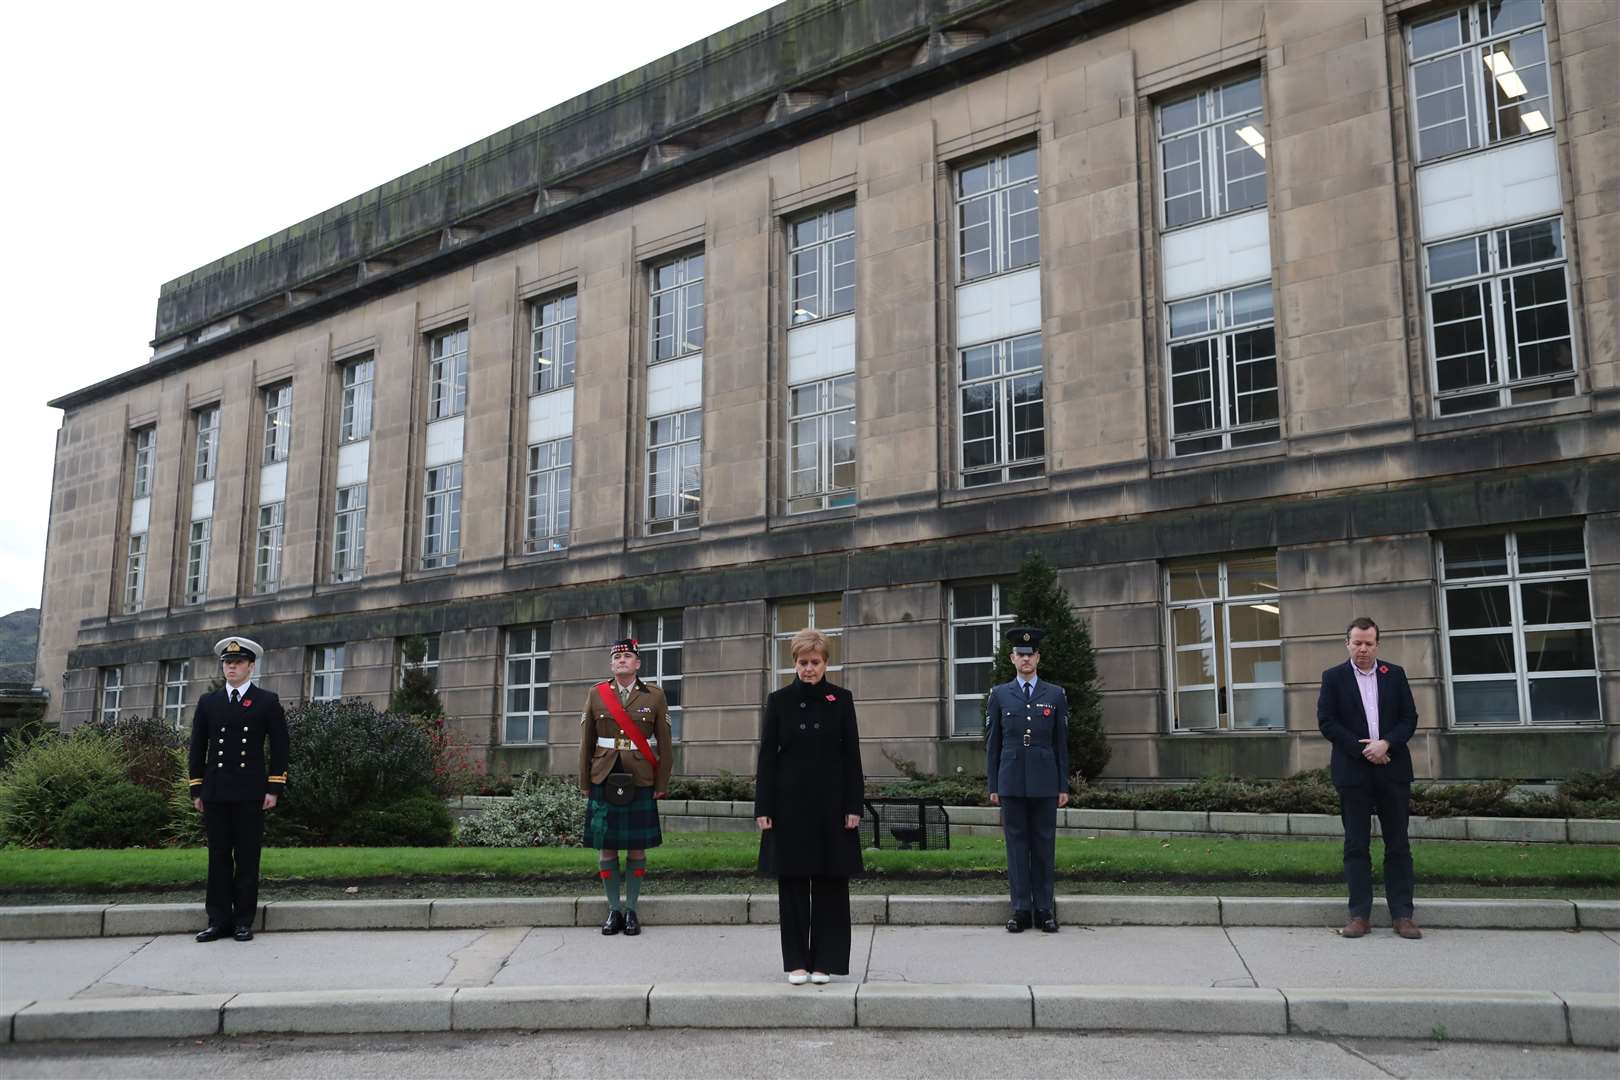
{"left": 2, "top": 1029, "right": 1615, "bottom": 1079}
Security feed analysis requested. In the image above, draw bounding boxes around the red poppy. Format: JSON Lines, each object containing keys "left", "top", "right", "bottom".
{"left": 1043, "top": 707, "right": 1051, "bottom": 716}
{"left": 242, "top": 699, "right": 252, "bottom": 708}
{"left": 1378, "top": 666, "right": 1388, "bottom": 675}
{"left": 825, "top": 694, "right": 836, "bottom": 702}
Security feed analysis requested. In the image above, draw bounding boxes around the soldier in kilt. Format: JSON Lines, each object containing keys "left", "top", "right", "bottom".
{"left": 578, "top": 638, "right": 672, "bottom": 936}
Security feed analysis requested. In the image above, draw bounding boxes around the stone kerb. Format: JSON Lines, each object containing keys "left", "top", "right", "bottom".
{"left": 1283, "top": 988, "right": 1569, "bottom": 1045}
{"left": 1033, "top": 985, "right": 1287, "bottom": 1034}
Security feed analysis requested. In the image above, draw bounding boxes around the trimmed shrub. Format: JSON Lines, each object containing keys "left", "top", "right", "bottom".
{"left": 1411, "top": 779, "right": 1516, "bottom": 818}
{"left": 278, "top": 699, "right": 437, "bottom": 844}
{"left": 1560, "top": 767, "right": 1620, "bottom": 804}
{"left": 338, "top": 795, "right": 453, "bottom": 847}
{"left": 0, "top": 730, "right": 125, "bottom": 847}
{"left": 56, "top": 782, "right": 171, "bottom": 849}
{"left": 457, "top": 775, "right": 585, "bottom": 848}
{"left": 665, "top": 771, "right": 756, "bottom": 802}
{"left": 80, "top": 715, "right": 184, "bottom": 794}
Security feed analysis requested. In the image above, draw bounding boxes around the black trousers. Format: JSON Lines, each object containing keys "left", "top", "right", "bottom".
{"left": 1337, "top": 780, "right": 1414, "bottom": 919}
{"left": 778, "top": 875, "right": 851, "bottom": 974}
{"left": 1001, "top": 795, "right": 1057, "bottom": 913}
{"left": 203, "top": 799, "right": 264, "bottom": 929}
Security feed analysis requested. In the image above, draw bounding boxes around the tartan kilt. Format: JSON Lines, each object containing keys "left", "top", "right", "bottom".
{"left": 584, "top": 784, "right": 663, "bottom": 850}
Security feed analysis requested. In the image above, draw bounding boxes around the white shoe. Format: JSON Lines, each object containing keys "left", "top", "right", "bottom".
{"left": 787, "top": 971, "right": 809, "bottom": 985}
{"left": 810, "top": 972, "right": 831, "bottom": 984}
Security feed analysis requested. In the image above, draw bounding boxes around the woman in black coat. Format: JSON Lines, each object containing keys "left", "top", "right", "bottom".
{"left": 754, "top": 627, "right": 865, "bottom": 985}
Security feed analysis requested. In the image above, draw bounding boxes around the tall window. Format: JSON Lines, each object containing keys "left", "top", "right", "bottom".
{"left": 1425, "top": 216, "right": 1574, "bottom": 415}
{"left": 950, "top": 581, "right": 1017, "bottom": 736}
{"left": 398, "top": 633, "right": 441, "bottom": 689}
{"left": 332, "top": 484, "right": 367, "bottom": 582}
{"left": 193, "top": 407, "right": 219, "bottom": 482}
{"left": 428, "top": 327, "right": 469, "bottom": 420}
{"left": 646, "top": 409, "right": 701, "bottom": 535}
{"left": 123, "top": 534, "right": 146, "bottom": 614}
{"left": 161, "top": 659, "right": 190, "bottom": 727}
{"left": 530, "top": 293, "right": 577, "bottom": 394}
{"left": 1407, "top": 1, "right": 1550, "bottom": 164}
{"left": 960, "top": 332, "right": 1044, "bottom": 487}
{"left": 787, "top": 375, "right": 855, "bottom": 514}
{"left": 773, "top": 595, "right": 844, "bottom": 687}
{"left": 628, "top": 612, "right": 685, "bottom": 740}
{"left": 1157, "top": 73, "right": 1267, "bottom": 229}
{"left": 184, "top": 519, "right": 210, "bottom": 605}
{"left": 650, "top": 252, "right": 705, "bottom": 362}
{"left": 131, "top": 427, "right": 155, "bottom": 498}
{"left": 309, "top": 644, "right": 344, "bottom": 702}
{"left": 254, "top": 502, "right": 284, "bottom": 594}
{"left": 99, "top": 666, "right": 123, "bottom": 723}
{"left": 1166, "top": 553, "right": 1283, "bottom": 731}
{"left": 340, "top": 358, "right": 374, "bottom": 443}
{"left": 1166, "top": 282, "right": 1280, "bottom": 455}
{"left": 956, "top": 147, "right": 1039, "bottom": 282}
{"left": 504, "top": 625, "right": 551, "bottom": 744}
{"left": 525, "top": 437, "right": 571, "bottom": 553}
{"left": 262, "top": 383, "right": 292, "bottom": 465}
{"left": 1440, "top": 522, "right": 1599, "bottom": 726}
{"left": 422, "top": 463, "right": 462, "bottom": 569}
{"left": 788, "top": 206, "right": 855, "bottom": 325}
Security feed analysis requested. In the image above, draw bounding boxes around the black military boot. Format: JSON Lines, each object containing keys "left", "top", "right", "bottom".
{"left": 1006, "top": 909, "right": 1032, "bottom": 933}
{"left": 601, "top": 909, "right": 626, "bottom": 935}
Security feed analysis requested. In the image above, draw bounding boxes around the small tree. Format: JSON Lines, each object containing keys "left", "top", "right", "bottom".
{"left": 985, "top": 553, "right": 1110, "bottom": 782}
{"left": 389, "top": 636, "right": 444, "bottom": 718}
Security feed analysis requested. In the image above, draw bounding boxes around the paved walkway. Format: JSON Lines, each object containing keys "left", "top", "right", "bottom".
{"left": 4, "top": 921, "right": 1616, "bottom": 1002}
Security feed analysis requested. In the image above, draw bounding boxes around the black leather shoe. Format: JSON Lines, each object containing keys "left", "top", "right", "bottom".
{"left": 601, "top": 909, "right": 625, "bottom": 936}
{"left": 233, "top": 925, "right": 254, "bottom": 942}
{"left": 1006, "top": 909, "right": 1032, "bottom": 933}
{"left": 623, "top": 909, "right": 641, "bottom": 936}
{"left": 194, "top": 925, "right": 227, "bottom": 943}
{"left": 1037, "top": 910, "right": 1059, "bottom": 933}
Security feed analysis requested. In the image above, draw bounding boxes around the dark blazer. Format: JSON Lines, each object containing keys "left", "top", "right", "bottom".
{"left": 986, "top": 678, "right": 1070, "bottom": 798}
{"left": 754, "top": 678, "right": 865, "bottom": 878}
{"left": 188, "top": 685, "right": 289, "bottom": 802}
{"left": 1316, "top": 660, "right": 1418, "bottom": 787}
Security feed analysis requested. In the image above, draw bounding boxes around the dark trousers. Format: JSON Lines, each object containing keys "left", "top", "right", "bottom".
{"left": 778, "top": 875, "right": 851, "bottom": 974}
{"left": 1001, "top": 795, "right": 1057, "bottom": 913}
{"left": 203, "top": 799, "right": 264, "bottom": 929}
{"left": 1337, "top": 780, "right": 1414, "bottom": 919}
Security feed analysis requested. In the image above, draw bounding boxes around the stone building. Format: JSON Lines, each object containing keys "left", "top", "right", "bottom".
{"left": 37, "top": 0, "right": 1618, "bottom": 782}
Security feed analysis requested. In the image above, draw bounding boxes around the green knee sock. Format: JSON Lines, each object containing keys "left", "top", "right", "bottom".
{"left": 625, "top": 856, "right": 647, "bottom": 911}
{"left": 599, "top": 855, "right": 622, "bottom": 911}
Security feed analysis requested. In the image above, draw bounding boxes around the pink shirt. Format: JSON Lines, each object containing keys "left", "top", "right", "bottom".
{"left": 1353, "top": 663, "right": 1380, "bottom": 741}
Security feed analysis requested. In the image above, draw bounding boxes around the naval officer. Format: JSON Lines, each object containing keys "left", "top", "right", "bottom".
{"left": 188, "top": 636, "right": 288, "bottom": 942}
{"left": 985, "top": 626, "right": 1070, "bottom": 933}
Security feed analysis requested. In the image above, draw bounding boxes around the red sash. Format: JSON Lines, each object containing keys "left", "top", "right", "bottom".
{"left": 595, "top": 681, "right": 659, "bottom": 771}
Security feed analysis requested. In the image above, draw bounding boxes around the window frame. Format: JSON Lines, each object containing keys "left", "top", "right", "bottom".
{"left": 645, "top": 408, "right": 701, "bottom": 535}
{"left": 1423, "top": 216, "right": 1576, "bottom": 415}
{"left": 648, "top": 252, "right": 705, "bottom": 364}
{"left": 161, "top": 659, "right": 190, "bottom": 727}
{"left": 332, "top": 482, "right": 367, "bottom": 583}
{"left": 1438, "top": 522, "right": 1601, "bottom": 728}
{"left": 397, "top": 634, "right": 441, "bottom": 689}
{"left": 524, "top": 437, "right": 572, "bottom": 554}
{"left": 262, "top": 383, "right": 292, "bottom": 466}
{"left": 1405, "top": 1, "right": 1552, "bottom": 166}
{"left": 954, "top": 146, "right": 1040, "bottom": 283}
{"left": 99, "top": 666, "right": 123, "bottom": 723}
{"left": 421, "top": 463, "right": 463, "bottom": 569}
{"left": 787, "top": 205, "right": 856, "bottom": 326}
{"left": 131, "top": 426, "right": 155, "bottom": 499}
{"left": 529, "top": 292, "right": 577, "bottom": 395}
{"left": 193, "top": 407, "right": 219, "bottom": 483}
{"left": 1164, "top": 553, "right": 1285, "bottom": 733}
{"left": 786, "top": 374, "right": 856, "bottom": 514}
{"left": 948, "top": 580, "right": 1017, "bottom": 737}
{"left": 627, "top": 612, "right": 684, "bottom": 741}
{"left": 1164, "top": 280, "right": 1281, "bottom": 456}
{"left": 253, "top": 501, "right": 284, "bottom": 595}
{"left": 340, "top": 357, "right": 375, "bottom": 443}
{"left": 308, "top": 644, "right": 345, "bottom": 702}
{"left": 427, "top": 326, "right": 469, "bottom": 421}
{"left": 771, "top": 594, "right": 845, "bottom": 688}
{"left": 123, "top": 533, "right": 146, "bottom": 615}
{"left": 1155, "top": 72, "right": 1268, "bottom": 231}
{"left": 503, "top": 625, "right": 552, "bottom": 745}
{"left": 184, "top": 518, "right": 210, "bottom": 606}
{"left": 958, "top": 331, "right": 1046, "bottom": 488}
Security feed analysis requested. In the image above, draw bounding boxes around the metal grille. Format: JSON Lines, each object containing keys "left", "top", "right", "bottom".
{"left": 860, "top": 798, "right": 950, "bottom": 851}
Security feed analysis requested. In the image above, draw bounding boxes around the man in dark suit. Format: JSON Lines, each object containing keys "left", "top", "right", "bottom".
{"left": 986, "top": 627, "right": 1070, "bottom": 934}
{"left": 189, "top": 636, "right": 288, "bottom": 943}
{"left": 1317, "top": 617, "right": 1421, "bottom": 940}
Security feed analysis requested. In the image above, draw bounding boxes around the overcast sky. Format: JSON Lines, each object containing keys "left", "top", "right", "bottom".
{"left": 0, "top": 0, "right": 774, "bottom": 618}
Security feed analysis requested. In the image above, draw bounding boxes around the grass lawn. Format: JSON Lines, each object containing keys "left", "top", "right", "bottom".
{"left": 2, "top": 833, "right": 1616, "bottom": 901}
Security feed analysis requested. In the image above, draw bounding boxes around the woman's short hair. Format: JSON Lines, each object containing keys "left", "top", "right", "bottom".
{"left": 789, "top": 628, "right": 831, "bottom": 661}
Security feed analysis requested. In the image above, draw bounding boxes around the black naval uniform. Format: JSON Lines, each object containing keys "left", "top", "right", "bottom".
{"left": 188, "top": 683, "right": 288, "bottom": 932}
{"left": 985, "top": 673, "right": 1069, "bottom": 930}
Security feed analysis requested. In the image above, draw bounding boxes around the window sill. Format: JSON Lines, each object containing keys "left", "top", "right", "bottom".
{"left": 957, "top": 263, "right": 1040, "bottom": 288}
{"left": 1413, "top": 131, "right": 1555, "bottom": 172}
{"left": 1158, "top": 206, "right": 1269, "bottom": 236}
{"left": 770, "top": 505, "right": 857, "bottom": 530}
{"left": 627, "top": 529, "right": 702, "bottom": 551}
{"left": 515, "top": 546, "right": 570, "bottom": 564}
{"left": 941, "top": 474, "right": 1049, "bottom": 505}
{"left": 1445, "top": 723, "right": 1604, "bottom": 733}
{"left": 1166, "top": 728, "right": 1288, "bottom": 736}
{"left": 1150, "top": 441, "right": 1284, "bottom": 476}
{"left": 1417, "top": 393, "right": 1589, "bottom": 438}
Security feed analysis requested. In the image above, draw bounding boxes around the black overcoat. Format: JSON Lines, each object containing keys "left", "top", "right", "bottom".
{"left": 754, "top": 678, "right": 865, "bottom": 878}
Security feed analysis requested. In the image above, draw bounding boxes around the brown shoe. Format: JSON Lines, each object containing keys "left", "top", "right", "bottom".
{"left": 1339, "top": 917, "right": 1371, "bottom": 938}
{"left": 1392, "top": 917, "right": 1423, "bottom": 940}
